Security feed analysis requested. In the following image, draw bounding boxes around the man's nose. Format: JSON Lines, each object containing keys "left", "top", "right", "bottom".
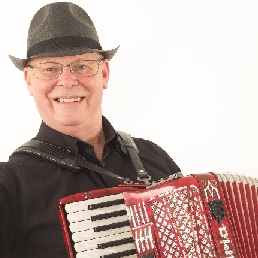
{"left": 57, "top": 66, "right": 78, "bottom": 87}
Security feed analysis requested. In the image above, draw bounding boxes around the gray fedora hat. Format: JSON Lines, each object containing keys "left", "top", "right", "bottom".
{"left": 9, "top": 2, "right": 119, "bottom": 71}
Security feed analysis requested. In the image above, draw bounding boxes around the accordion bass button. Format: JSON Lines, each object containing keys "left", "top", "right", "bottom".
{"left": 208, "top": 200, "right": 226, "bottom": 223}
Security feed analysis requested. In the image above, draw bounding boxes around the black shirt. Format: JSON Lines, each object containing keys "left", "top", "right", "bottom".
{"left": 0, "top": 117, "right": 180, "bottom": 258}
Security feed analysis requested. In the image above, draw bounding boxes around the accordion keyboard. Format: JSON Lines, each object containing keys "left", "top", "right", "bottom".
{"left": 64, "top": 193, "right": 137, "bottom": 258}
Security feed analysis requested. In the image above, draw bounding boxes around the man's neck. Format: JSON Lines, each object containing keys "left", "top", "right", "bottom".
{"left": 46, "top": 116, "right": 105, "bottom": 160}
{"left": 85, "top": 128, "right": 105, "bottom": 160}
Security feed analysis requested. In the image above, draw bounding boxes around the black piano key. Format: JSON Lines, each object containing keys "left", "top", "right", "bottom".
{"left": 97, "top": 237, "right": 134, "bottom": 249}
{"left": 100, "top": 248, "right": 137, "bottom": 258}
{"left": 91, "top": 210, "right": 127, "bottom": 221}
{"left": 88, "top": 199, "right": 124, "bottom": 210}
{"left": 94, "top": 220, "right": 130, "bottom": 232}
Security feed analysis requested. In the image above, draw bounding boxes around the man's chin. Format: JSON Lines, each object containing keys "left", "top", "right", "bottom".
{"left": 47, "top": 117, "right": 84, "bottom": 130}
{"left": 57, "top": 120, "right": 82, "bottom": 127}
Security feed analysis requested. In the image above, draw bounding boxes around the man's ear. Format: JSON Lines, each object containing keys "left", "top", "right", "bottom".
{"left": 24, "top": 68, "right": 34, "bottom": 96}
{"left": 102, "top": 60, "right": 109, "bottom": 89}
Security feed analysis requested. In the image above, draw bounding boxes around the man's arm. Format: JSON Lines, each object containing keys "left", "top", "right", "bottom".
{"left": 0, "top": 165, "right": 16, "bottom": 257}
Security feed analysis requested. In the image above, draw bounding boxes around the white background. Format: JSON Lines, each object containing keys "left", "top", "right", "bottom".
{"left": 0, "top": 1, "right": 258, "bottom": 178}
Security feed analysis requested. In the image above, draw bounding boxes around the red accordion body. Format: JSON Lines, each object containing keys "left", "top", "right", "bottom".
{"left": 58, "top": 172, "right": 258, "bottom": 258}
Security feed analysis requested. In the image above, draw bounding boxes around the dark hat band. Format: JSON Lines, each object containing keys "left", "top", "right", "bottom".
{"left": 27, "top": 36, "right": 102, "bottom": 58}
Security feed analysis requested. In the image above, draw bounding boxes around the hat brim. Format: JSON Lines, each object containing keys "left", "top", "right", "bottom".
{"left": 9, "top": 45, "right": 119, "bottom": 71}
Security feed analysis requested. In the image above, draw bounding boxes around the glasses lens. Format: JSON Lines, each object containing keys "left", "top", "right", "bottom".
{"left": 34, "top": 63, "right": 61, "bottom": 80}
{"left": 71, "top": 60, "right": 99, "bottom": 77}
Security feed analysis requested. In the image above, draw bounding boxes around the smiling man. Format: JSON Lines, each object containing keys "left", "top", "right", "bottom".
{"left": 24, "top": 53, "right": 108, "bottom": 159}
{"left": 0, "top": 2, "right": 181, "bottom": 257}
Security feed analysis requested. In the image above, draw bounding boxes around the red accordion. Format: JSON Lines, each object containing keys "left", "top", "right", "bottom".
{"left": 58, "top": 172, "right": 258, "bottom": 258}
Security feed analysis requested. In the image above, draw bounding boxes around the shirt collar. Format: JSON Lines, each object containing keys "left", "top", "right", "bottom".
{"left": 35, "top": 116, "right": 117, "bottom": 154}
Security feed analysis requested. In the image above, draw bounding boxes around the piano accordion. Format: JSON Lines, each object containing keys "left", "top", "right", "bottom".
{"left": 58, "top": 172, "right": 258, "bottom": 258}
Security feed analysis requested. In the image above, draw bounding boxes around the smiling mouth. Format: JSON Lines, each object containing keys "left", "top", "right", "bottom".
{"left": 55, "top": 97, "right": 84, "bottom": 103}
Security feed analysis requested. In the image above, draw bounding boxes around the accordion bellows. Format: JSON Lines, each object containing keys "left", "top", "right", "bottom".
{"left": 58, "top": 172, "right": 258, "bottom": 258}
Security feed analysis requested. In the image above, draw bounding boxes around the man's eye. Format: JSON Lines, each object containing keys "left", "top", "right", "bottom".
{"left": 78, "top": 64, "right": 88, "bottom": 70}
{"left": 43, "top": 67, "right": 58, "bottom": 73}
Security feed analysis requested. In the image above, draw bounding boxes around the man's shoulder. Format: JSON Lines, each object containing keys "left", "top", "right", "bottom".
{"left": 131, "top": 136, "right": 181, "bottom": 175}
{"left": 131, "top": 136, "right": 165, "bottom": 153}
{"left": 0, "top": 152, "right": 52, "bottom": 175}
{"left": 132, "top": 136, "right": 172, "bottom": 163}
{"left": 0, "top": 155, "right": 33, "bottom": 173}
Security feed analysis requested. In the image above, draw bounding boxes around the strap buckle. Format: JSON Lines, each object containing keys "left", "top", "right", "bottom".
{"left": 137, "top": 169, "right": 152, "bottom": 186}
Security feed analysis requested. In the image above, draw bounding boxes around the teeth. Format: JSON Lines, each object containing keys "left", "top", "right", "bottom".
{"left": 57, "top": 97, "right": 82, "bottom": 102}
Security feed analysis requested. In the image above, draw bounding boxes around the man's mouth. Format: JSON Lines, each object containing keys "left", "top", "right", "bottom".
{"left": 55, "top": 97, "right": 84, "bottom": 103}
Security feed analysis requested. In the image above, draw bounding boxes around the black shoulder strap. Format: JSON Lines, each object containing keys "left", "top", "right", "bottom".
{"left": 116, "top": 131, "right": 151, "bottom": 184}
{"left": 11, "top": 131, "right": 152, "bottom": 185}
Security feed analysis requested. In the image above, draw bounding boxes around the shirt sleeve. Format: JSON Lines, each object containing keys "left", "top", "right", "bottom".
{"left": 0, "top": 164, "right": 16, "bottom": 257}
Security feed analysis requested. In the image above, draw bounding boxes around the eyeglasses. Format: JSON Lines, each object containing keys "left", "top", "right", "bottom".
{"left": 27, "top": 59, "right": 103, "bottom": 80}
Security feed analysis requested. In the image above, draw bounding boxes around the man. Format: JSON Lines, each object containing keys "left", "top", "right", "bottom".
{"left": 0, "top": 2, "right": 180, "bottom": 257}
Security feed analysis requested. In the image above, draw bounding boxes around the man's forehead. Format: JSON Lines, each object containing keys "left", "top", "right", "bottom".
{"left": 29, "top": 52, "right": 103, "bottom": 64}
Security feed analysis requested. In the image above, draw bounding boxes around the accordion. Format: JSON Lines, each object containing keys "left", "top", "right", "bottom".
{"left": 58, "top": 172, "right": 258, "bottom": 258}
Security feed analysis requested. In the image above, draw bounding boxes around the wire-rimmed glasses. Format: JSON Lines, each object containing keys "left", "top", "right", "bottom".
{"left": 27, "top": 59, "right": 103, "bottom": 80}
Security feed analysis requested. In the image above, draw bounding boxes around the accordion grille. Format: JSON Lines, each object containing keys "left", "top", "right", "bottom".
{"left": 124, "top": 184, "right": 217, "bottom": 257}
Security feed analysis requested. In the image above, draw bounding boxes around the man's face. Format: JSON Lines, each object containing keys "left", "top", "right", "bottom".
{"left": 24, "top": 53, "right": 109, "bottom": 132}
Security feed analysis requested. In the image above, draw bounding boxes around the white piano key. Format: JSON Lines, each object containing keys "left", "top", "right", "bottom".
{"left": 65, "top": 193, "right": 124, "bottom": 213}
{"left": 74, "top": 230, "right": 134, "bottom": 252}
{"left": 72, "top": 225, "right": 132, "bottom": 242}
{"left": 76, "top": 242, "right": 137, "bottom": 258}
{"left": 69, "top": 215, "right": 129, "bottom": 233}
{"left": 67, "top": 203, "right": 127, "bottom": 222}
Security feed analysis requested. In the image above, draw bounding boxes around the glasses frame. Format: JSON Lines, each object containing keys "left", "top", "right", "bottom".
{"left": 27, "top": 58, "right": 103, "bottom": 80}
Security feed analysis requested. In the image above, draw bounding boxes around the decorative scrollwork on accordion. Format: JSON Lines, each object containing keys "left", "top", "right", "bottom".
{"left": 58, "top": 172, "right": 258, "bottom": 258}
